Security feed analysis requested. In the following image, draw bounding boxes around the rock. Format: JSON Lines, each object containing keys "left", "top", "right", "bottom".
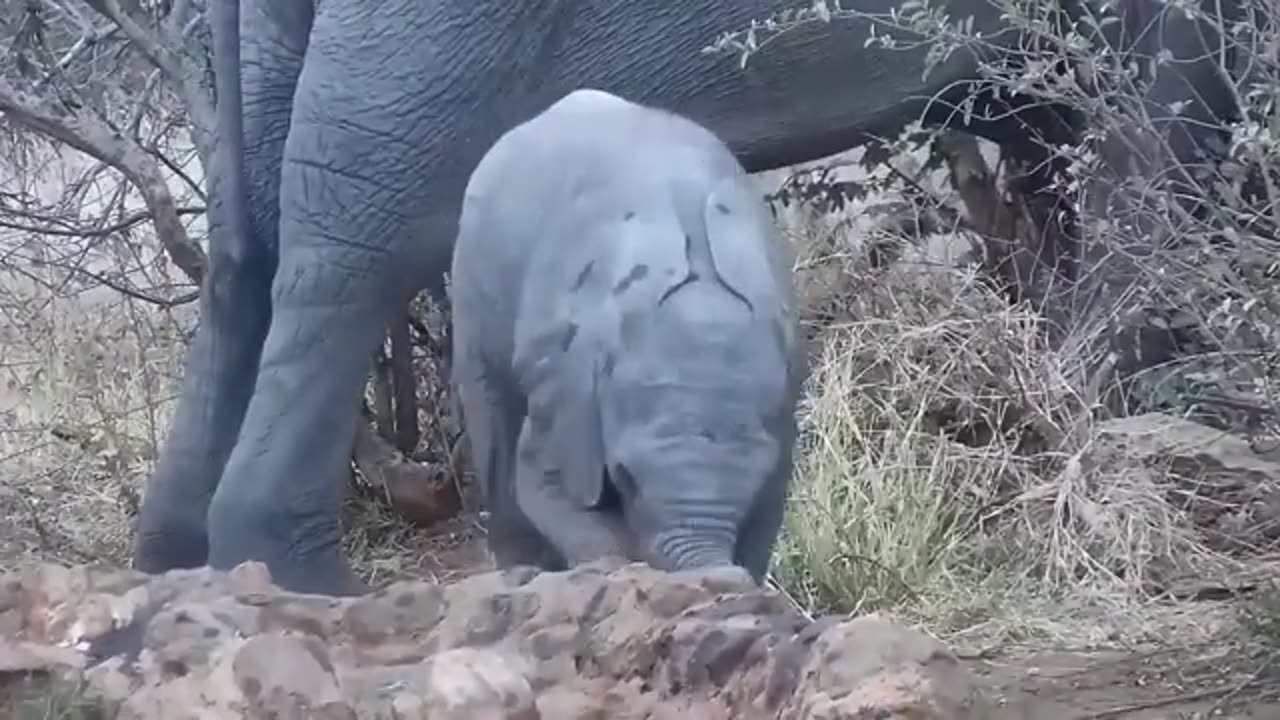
{"left": 382, "top": 461, "right": 463, "bottom": 526}
{"left": 1094, "top": 412, "right": 1280, "bottom": 550}
{"left": 228, "top": 634, "right": 354, "bottom": 719}
{"left": 787, "top": 614, "right": 990, "bottom": 718}
{"left": 0, "top": 638, "right": 85, "bottom": 673}
{"left": 0, "top": 560, "right": 991, "bottom": 719}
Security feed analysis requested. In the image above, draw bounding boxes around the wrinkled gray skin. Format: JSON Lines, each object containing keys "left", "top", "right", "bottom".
{"left": 451, "top": 89, "right": 802, "bottom": 581}
{"left": 134, "top": 0, "right": 1246, "bottom": 596}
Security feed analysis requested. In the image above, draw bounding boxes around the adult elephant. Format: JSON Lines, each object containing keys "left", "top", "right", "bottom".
{"left": 134, "top": 0, "right": 1243, "bottom": 595}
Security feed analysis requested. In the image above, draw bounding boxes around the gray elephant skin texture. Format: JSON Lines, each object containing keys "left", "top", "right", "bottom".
{"left": 450, "top": 89, "right": 803, "bottom": 582}
{"left": 134, "top": 0, "right": 1247, "bottom": 595}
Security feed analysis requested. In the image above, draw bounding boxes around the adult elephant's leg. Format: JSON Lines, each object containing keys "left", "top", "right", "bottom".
{"left": 134, "top": 0, "right": 311, "bottom": 573}
{"left": 204, "top": 1, "right": 462, "bottom": 595}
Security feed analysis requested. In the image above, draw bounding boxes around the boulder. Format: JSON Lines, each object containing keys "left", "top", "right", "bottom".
{"left": 1094, "top": 413, "right": 1280, "bottom": 550}
{"left": 1, "top": 560, "right": 991, "bottom": 719}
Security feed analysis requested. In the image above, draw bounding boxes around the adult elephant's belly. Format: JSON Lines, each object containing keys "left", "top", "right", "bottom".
{"left": 515, "top": 0, "right": 1013, "bottom": 173}
{"left": 407, "top": 0, "right": 1013, "bottom": 297}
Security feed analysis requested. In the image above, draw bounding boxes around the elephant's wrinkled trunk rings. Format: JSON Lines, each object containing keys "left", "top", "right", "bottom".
{"left": 645, "top": 524, "right": 737, "bottom": 573}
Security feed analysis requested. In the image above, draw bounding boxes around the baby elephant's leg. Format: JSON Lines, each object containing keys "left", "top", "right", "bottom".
{"left": 454, "top": 376, "right": 561, "bottom": 571}
{"left": 514, "top": 418, "right": 632, "bottom": 568}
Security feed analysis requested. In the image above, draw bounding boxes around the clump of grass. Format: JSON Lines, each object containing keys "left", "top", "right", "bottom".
{"left": 1, "top": 673, "right": 109, "bottom": 720}
{"left": 771, "top": 221, "right": 1245, "bottom": 644}
{"left": 0, "top": 272, "right": 190, "bottom": 574}
{"left": 1241, "top": 581, "right": 1280, "bottom": 648}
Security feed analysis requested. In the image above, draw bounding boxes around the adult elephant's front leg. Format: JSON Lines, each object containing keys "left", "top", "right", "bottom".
{"left": 203, "top": 1, "right": 463, "bottom": 596}
{"left": 204, "top": 253, "right": 392, "bottom": 595}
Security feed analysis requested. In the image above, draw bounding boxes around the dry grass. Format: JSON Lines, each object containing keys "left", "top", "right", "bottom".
{"left": 769, "top": 206, "right": 1278, "bottom": 650}
{"left": 0, "top": 673, "right": 107, "bottom": 720}
{"left": 1, "top": 150, "right": 1277, "bottom": 665}
{"left": 0, "top": 274, "right": 189, "bottom": 575}
{"left": 0, "top": 266, "right": 466, "bottom": 585}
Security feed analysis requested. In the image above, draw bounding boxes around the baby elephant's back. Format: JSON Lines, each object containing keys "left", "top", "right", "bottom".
{"left": 453, "top": 89, "right": 795, "bottom": 373}
{"left": 464, "top": 89, "right": 747, "bottom": 230}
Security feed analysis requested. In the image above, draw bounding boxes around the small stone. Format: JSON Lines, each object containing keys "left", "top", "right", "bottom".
{"left": 420, "top": 646, "right": 536, "bottom": 718}
{"left": 230, "top": 633, "right": 353, "bottom": 718}
{"left": 229, "top": 561, "right": 275, "bottom": 602}
{"left": 535, "top": 686, "right": 607, "bottom": 720}
{"left": 690, "top": 566, "right": 756, "bottom": 594}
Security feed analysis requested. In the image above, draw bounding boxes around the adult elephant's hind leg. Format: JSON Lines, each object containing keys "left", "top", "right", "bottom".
{"left": 204, "top": 18, "right": 429, "bottom": 595}
{"left": 134, "top": 0, "right": 309, "bottom": 574}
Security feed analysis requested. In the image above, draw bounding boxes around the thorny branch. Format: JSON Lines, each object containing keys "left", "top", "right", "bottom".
{"left": 0, "top": 202, "right": 204, "bottom": 237}
{"left": 0, "top": 77, "right": 207, "bottom": 285}
{"left": 1, "top": 0, "right": 214, "bottom": 298}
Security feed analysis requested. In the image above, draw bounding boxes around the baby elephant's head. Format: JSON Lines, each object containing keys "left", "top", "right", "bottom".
{"left": 598, "top": 281, "right": 792, "bottom": 581}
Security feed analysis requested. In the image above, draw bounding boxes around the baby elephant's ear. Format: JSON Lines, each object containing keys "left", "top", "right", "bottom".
{"left": 519, "top": 328, "right": 609, "bottom": 510}
{"left": 550, "top": 352, "right": 609, "bottom": 509}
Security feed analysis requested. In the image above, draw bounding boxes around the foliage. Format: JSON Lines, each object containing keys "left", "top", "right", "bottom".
{"left": 709, "top": 0, "right": 1280, "bottom": 641}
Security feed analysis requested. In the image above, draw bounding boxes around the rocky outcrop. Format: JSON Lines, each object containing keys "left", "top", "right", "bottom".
{"left": 1095, "top": 413, "right": 1280, "bottom": 551}
{"left": 1, "top": 560, "right": 990, "bottom": 719}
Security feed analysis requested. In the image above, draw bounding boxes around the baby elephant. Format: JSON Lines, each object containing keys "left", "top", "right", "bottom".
{"left": 449, "top": 88, "right": 804, "bottom": 582}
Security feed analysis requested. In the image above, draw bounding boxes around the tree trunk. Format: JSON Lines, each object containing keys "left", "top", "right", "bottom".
{"left": 936, "top": 131, "right": 1075, "bottom": 338}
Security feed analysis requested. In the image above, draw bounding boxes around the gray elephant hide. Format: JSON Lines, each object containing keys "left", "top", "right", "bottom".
{"left": 450, "top": 89, "right": 804, "bottom": 581}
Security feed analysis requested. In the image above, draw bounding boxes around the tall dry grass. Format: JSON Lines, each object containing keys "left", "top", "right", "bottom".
{"left": 772, "top": 218, "right": 1269, "bottom": 649}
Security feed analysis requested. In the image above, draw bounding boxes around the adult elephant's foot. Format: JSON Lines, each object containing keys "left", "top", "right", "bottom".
{"left": 206, "top": 503, "right": 368, "bottom": 597}
{"left": 267, "top": 552, "right": 369, "bottom": 597}
{"left": 133, "top": 495, "right": 210, "bottom": 573}
{"left": 208, "top": 540, "right": 368, "bottom": 597}
{"left": 132, "top": 527, "right": 209, "bottom": 575}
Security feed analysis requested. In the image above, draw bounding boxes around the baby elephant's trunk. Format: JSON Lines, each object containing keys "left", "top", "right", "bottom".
{"left": 623, "top": 426, "right": 778, "bottom": 578}
{"left": 644, "top": 515, "right": 738, "bottom": 573}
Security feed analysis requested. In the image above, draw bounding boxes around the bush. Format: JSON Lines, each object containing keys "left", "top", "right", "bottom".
{"left": 747, "top": 0, "right": 1280, "bottom": 641}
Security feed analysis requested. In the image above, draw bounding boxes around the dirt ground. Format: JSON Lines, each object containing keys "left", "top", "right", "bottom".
{"left": 978, "top": 648, "right": 1280, "bottom": 718}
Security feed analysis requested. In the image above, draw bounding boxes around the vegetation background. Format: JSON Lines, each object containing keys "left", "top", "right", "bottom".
{"left": 2, "top": 0, "right": 1278, "bottom": 715}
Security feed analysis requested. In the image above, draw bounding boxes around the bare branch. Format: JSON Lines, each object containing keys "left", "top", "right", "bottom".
{"left": 79, "top": 0, "right": 178, "bottom": 80}
{"left": 72, "top": 0, "right": 215, "bottom": 162}
{"left": 33, "top": 23, "right": 121, "bottom": 91}
{"left": 0, "top": 77, "right": 206, "bottom": 285}
{"left": 127, "top": 67, "right": 161, "bottom": 137}
{"left": 0, "top": 204, "right": 204, "bottom": 238}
